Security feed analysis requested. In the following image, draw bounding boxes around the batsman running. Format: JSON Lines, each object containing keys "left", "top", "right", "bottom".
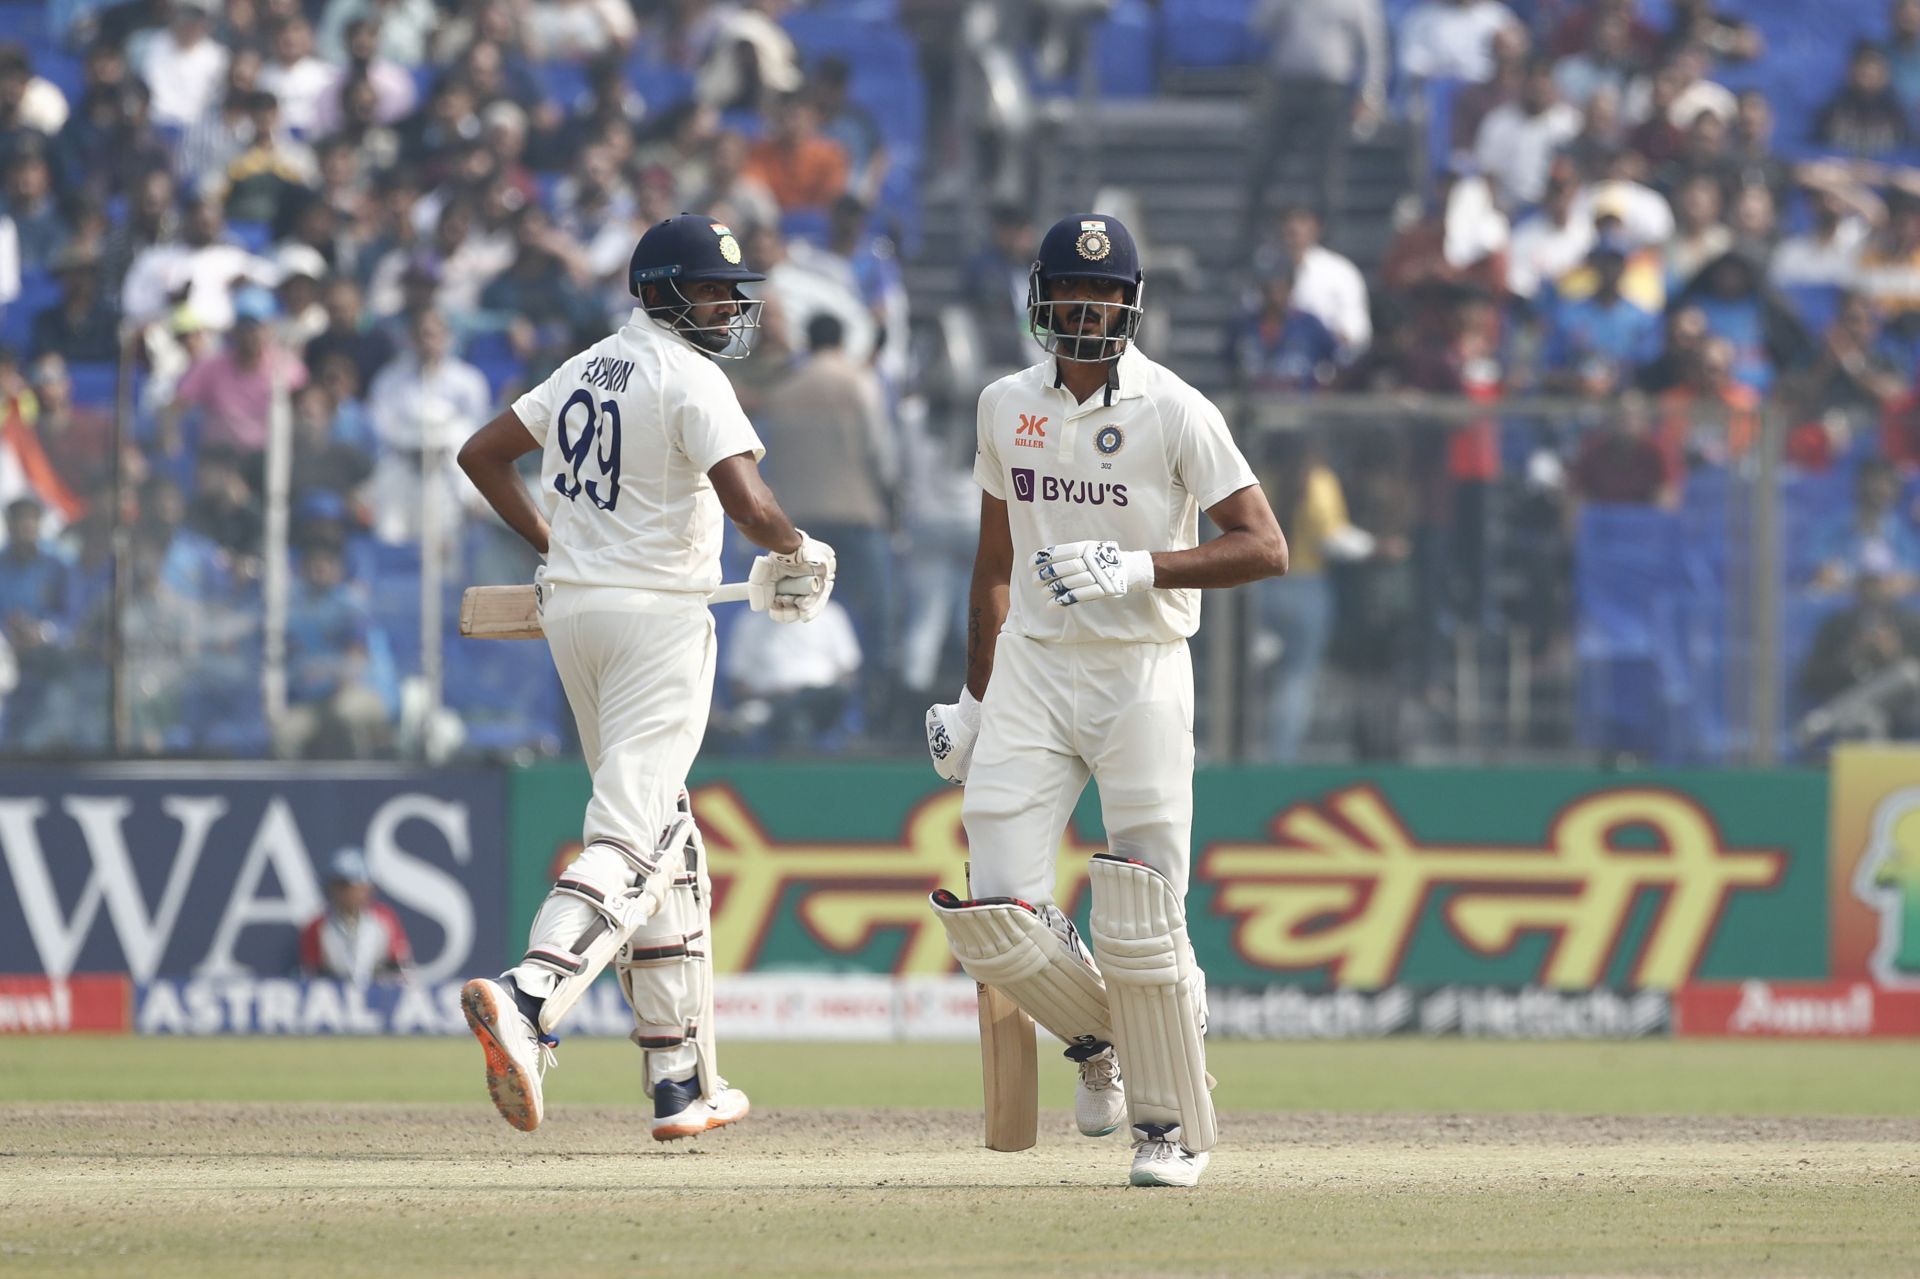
{"left": 454, "top": 213, "right": 837, "bottom": 1138}
{"left": 926, "top": 212, "right": 1288, "bottom": 1187}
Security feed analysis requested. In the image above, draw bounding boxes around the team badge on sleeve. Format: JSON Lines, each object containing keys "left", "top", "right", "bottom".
{"left": 1095, "top": 425, "right": 1125, "bottom": 456}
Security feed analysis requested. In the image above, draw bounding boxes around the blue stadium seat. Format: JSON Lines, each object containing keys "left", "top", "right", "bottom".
{"left": 463, "top": 330, "right": 524, "bottom": 400}
{"left": 1779, "top": 283, "right": 1841, "bottom": 337}
{"left": 1575, "top": 505, "right": 1699, "bottom": 760}
{"left": 443, "top": 638, "right": 564, "bottom": 756}
{"left": 1094, "top": 0, "right": 1156, "bottom": 98}
{"left": 1156, "top": 0, "right": 1254, "bottom": 69}
{"left": 225, "top": 221, "right": 273, "bottom": 254}
{"left": 1, "top": 269, "right": 59, "bottom": 353}
{"left": 65, "top": 360, "right": 120, "bottom": 407}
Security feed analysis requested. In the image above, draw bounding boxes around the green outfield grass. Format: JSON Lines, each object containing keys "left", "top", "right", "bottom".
{"left": 5, "top": 1036, "right": 1920, "bottom": 1114}
{"left": 7, "top": 1039, "right": 1920, "bottom": 1277}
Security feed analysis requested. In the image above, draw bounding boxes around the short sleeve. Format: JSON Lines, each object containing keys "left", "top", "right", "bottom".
{"left": 972, "top": 382, "right": 1006, "bottom": 499}
{"left": 1170, "top": 391, "right": 1259, "bottom": 512}
{"left": 509, "top": 362, "right": 570, "bottom": 446}
{"left": 674, "top": 360, "right": 764, "bottom": 472}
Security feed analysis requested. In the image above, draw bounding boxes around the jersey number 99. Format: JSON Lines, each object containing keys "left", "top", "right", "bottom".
{"left": 554, "top": 388, "right": 622, "bottom": 511}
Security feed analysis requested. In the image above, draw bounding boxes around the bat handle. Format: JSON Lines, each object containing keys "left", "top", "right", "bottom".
{"left": 708, "top": 575, "right": 819, "bottom": 605}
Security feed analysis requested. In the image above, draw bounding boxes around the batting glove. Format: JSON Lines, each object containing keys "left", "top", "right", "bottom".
{"left": 925, "top": 687, "right": 982, "bottom": 785}
{"left": 750, "top": 532, "right": 837, "bottom": 623}
{"left": 1031, "top": 540, "right": 1154, "bottom": 606}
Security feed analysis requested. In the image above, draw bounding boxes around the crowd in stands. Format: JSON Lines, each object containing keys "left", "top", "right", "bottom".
{"left": 0, "top": 0, "right": 1918, "bottom": 765}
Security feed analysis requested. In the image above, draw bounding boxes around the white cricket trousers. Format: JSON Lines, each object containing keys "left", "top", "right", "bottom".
{"left": 507, "top": 581, "right": 715, "bottom": 1015}
{"left": 962, "top": 631, "right": 1196, "bottom": 905}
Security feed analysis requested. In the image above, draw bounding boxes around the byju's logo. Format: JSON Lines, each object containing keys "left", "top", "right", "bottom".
{"left": 1014, "top": 414, "right": 1048, "bottom": 449}
{"left": 1009, "top": 470, "right": 1127, "bottom": 507}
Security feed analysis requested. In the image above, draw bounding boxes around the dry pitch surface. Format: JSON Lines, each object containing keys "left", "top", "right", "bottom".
{"left": 3, "top": 1040, "right": 1919, "bottom": 1277}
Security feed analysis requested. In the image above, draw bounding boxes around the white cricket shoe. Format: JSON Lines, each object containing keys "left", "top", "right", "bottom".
{"left": 461, "top": 978, "right": 556, "bottom": 1133}
{"left": 1128, "top": 1123, "right": 1210, "bottom": 1188}
{"left": 652, "top": 1074, "right": 751, "bottom": 1142}
{"left": 1067, "top": 1043, "right": 1126, "bottom": 1137}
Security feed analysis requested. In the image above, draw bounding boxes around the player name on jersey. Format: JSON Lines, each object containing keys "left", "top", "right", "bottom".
{"left": 579, "top": 355, "right": 637, "bottom": 394}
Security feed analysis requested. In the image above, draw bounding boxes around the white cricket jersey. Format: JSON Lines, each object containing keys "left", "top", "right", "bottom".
{"left": 974, "top": 346, "right": 1259, "bottom": 645}
{"left": 512, "top": 309, "right": 764, "bottom": 593}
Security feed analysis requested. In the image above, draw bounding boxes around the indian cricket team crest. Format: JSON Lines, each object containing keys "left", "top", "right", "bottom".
{"left": 713, "top": 222, "right": 742, "bottom": 264}
{"left": 1076, "top": 219, "right": 1111, "bottom": 261}
{"left": 1095, "top": 424, "right": 1125, "bottom": 456}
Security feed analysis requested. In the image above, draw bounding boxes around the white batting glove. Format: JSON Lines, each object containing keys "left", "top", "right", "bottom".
{"left": 750, "top": 532, "right": 837, "bottom": 623}
{"left": 1031, "top": 540, "right": 1154, "bottom": 606}
{"left": 925, "top": 687, "right": 982, "bottom": 785}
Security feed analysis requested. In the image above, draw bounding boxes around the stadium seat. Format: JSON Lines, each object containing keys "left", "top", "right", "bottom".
{"left": 462, "top": 330, "right": 525, "bottom": 400}
{"left": 1156, "top": 0, "right": 1254, "bottom": 69}
{"left": 1094, "top": 0, "right": 1157, "bottom": 98}
{"left": 1779, "top": 283, "right": 1841, "bottom": 337}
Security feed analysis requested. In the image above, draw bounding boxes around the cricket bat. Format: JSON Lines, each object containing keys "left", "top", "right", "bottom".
{"left": 458, "top": 577, "right": 819, "bottom": 640}
{"left": 969, "top": 863, "right": 1039, "bottom": 1152}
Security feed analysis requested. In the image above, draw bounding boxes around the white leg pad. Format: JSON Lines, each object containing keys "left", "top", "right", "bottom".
{"left": 616, "top": 797, "right": 719, "bottom": 1097}
{"left": 515, "top": 831, "right": 674, "bottom": 1036}
{"left": 930, "top": 889, "right": 1112, "bottom": 1049}
{"left": 1086, "top": 854, "right": 1217, "bottom": 1152}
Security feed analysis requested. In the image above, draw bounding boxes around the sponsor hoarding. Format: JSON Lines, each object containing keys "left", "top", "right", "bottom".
{"left": 0, "top": 766, "right": 507, "bottom": 983}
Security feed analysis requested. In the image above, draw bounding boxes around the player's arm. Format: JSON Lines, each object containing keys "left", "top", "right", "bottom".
{"left": 708, "top": 451, "right": 802, "bottom": 554}
{"left": 1152, "top": 483, "right": 1289, "bottom": 588}
{"left": 458, "top": 409, "right": 550, "bottom": 556}
{"left": 966, "top": 492, "right": 1014, "bottom": 698}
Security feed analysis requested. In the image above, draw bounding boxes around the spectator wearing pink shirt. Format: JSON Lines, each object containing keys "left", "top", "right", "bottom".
{"left": 160, "top": 287, "right": 308, "bottom": 457}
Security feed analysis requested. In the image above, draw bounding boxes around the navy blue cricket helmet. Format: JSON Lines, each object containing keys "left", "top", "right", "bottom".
{"left": 1027, "top": 212, "right": 1145, "bottom": 362}
{"left": 629, "top": 212, "right": 767, "bottom": 357}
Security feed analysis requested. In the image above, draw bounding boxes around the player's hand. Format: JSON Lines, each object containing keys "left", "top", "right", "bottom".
{"left": 925, "top": 687, "right": 982, "bottom": 785}
{"left": 1031, "top": 540, "right": 1154, "bottom": 606}
{"left": 751, "top": 531, "right": 836, "bottom": 623}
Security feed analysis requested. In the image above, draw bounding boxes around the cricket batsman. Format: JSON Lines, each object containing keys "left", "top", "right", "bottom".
{"left": 455, "top": 213, "right": 837, "bottom": 1138}
{"left": 926, "top": 212, "right": 1288, "bottom": 1187}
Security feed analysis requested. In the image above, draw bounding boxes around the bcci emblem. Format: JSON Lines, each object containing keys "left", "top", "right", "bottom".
{"left": 1095, "top": 425, "right": 1125, "bottom": 456}
{"left": 1076, "top": 229, "right": 1111, "bottom": 261}
{"left": 1856, "top": 785, "right": 1920, "bottom": 988}
{"left": 718, "top": 234, "right": 743, "bottom": 265}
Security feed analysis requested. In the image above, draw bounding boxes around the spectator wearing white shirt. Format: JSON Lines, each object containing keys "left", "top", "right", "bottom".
{"left": 1474, "top": 59, "right": 1583, "bottom": 208}
{"left": 120, "top": 194, "right": 278, "bottom": 332}
{"left": 313, "top": 18, "right": 418, "bottom": 133}
{"left": 317, "top": 0, "right": 438, "bottom": 67}
{"left": 1573, "top": 152, "right": 1676, "bottom": 251}
{"left": 1507, "top": 163, "right": 1594, "bottom": 300}
{"left": 260, "top": 16, "right": 335, "bottom": 136}
{"left": 364, "top": 309, "right": 491, "bottom": 544}
{"left": 1553, "top": 9, "right": 1640, "bottom": 109}
{"left": 1257, "top": 206, "right": 1373, "bottom": 361}
{"left": 1772, "top": 179, "right": 1885, "bottom": 290}
{"left": 1622, "top": 44, "right": 1735, "bottom": 131}
{"left": 1399, "top": 0, "right": 1525, "bottom": 84}
{"left": 135, "top": 0, "right": 229, "bottom": 129}
{"left": 722, "top": 600, "right": 863, "bottom": 751}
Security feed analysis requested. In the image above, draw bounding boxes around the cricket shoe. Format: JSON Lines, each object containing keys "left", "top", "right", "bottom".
{"left": 1066, "top": 1042, "right": 1126, "bottom": 1137}
{"left": 461, "top": 977, "right": 557, "bottom": 1133}
{"left": 1128, "top": 1123, "right": 1210, "bottom": 1188}
{"left": 652, "top": 1075, "right": 751, "bottom": 1142}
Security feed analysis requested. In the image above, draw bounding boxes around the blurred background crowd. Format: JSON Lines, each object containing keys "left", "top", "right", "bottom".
{"left": 1, "top": 0, "right": 1919, "bottom": 769}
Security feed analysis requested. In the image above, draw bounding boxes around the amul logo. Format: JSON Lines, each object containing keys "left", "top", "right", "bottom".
{"left": 1014, "top": 414, "right": 1048, "bottom": 449}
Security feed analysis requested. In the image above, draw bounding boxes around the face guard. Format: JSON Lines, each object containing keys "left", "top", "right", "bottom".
{"left": 643, "top": 278, "right": 767, "bottom": 360}
{"left": 1026, "top": 266, "right": 1146, "bottom": 363}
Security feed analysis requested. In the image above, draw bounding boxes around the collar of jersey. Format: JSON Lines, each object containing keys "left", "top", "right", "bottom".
{"left": 1045, "top": 345, "right": 1148, "bottom": 415}
{"left": 624, "top": 307, "right": 714, "bottom": 359}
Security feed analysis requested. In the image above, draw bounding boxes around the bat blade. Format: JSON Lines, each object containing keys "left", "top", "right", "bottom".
{"left": 978, "top": 978, "right": 1039, "bottom": 1152}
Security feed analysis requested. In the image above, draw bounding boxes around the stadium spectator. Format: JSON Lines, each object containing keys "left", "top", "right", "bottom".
{"left": 291, "top": 383, "right": 375, "bottom": 504}
{"left": 1729, "top": 90, "right": 1792, "bottom": 200}
{"left": 695, "top": 0, "right": 804, "bottom": 112}
{"left": 1855, "top": 191, "right": 1920, "bottom": 318}
{"left": 1637, "top": 302, "right": 1709, "bottom": 393}
{"left": 24, "top": 354, "right": 112, "bottom": 502}
{"left": 187, "top": 446, "right": 265, "bottom": 560}
{"left": 30, "top": 242, "right": 116, "bottom": 364}
{"left": 304, "top": 275, "right": 395, "bottom": 391}
{"left": 1655, "top": 334, "right": 1762, "bottom": 466}
{"left": 1398, "top": 0, "right": 1524, "bottom": 84}
{"left": 365, "top": 309, "right": 489, "bottom": 544}
{"left": 3, "top": 143, "right": 65, "bottom": 272}
{"left": 520, "top": 0, "right": 638, "bottom": 63}
{"left": 1816, "top": 41, "right": 1912, "bottom": 157}
{"left": 298, "top": 848, "right": 415, "bottom": 982}
{"left": 1888, "top": 0, "right": 1920, "bottom": 118}
{"left": 1553, "top": 9, "right": 1640, "bottom": 111}
{"left": 1549, "top": 0, "right": 1662, "bottom": 63}
{"left": 1473, "top": 57, "right": 1583, "bottom": 208}
{"left": 692, "top": 128, "right": 782, "bottom": 239}
{"left": 1378, "top": 171, "right": 1509, "bottom": 304}
{"left": 965, "top": 202, "right": 1038, "bottom": 371}
{"left": 744, "top": 92, "right": 851, "bottom": 213}
{"left": 135, "top": 0, "right": 229, "bottom": 129}
{"left": 1811, "top": 458, "right": 1920, "bottom": 594}
{"left": 1259, "top": 206, "right": 1372, "bottom": 361}
{"left": 1228, "top": 262, "right": 1340, "bottom": 392}
{"left": 0, "top": 44, "right": 67, "bottom": 160}
{"left": 318, "top": 0, "right": 438, "bottom": 68}
{"left": 162, "top": 287, "right": 310, "bottom": 458}
{"left": 1799, "top": 565, "right": 1920, "bottom": 740}
{"left": 277, "top": 541, "right": 391, "bottom": 759}
{"left": 1773, "top": 175, "right": 1884, "bottom": 289}
{"left": 721, "top": 599, "right": 862, "bottom": 752}
{"left": 1670, "top": 250, "right": 1811, "bottom": 394}
{"left": 260, "top": 16, "right": 335, "bottom": 137}
{"left": 1573, "top": 392, "right": 1676, "bottom": 507}
{"left": 1663, "top": 175, "right": 1732, "bottom": 289}
{"left": 1244, "top": 0, "right": 1387, "bottom": 233}
{"left": 812, "top": 56, "right": 889, "bottom": 207}
{"left": 314, "top": 18, "right": 418, "bottom": 134}
{"left": 754, "top": 313, "right": 898, "bottom": 669}
{"left": 1573, "top": 151, "right": 1676, "bottom": 252}
{"left": 222, "top": 92, "right": 318, "bottom": 229}
{"left": 1450, "top": 22, "right": 1528, "bottom": 154}
{"left": 122, "top": 193, "right": 279, "bottom": 332}
{"left": 0, "top": 497, "right": 70, "bottom": 747}
{"left": 1540, "top": 236, "right": 1660, "bottom": 396}
{"left": 1507, "top": 163, "right": 1594, "bottom": 301}
{"left": 138, "top": 473, "right": 230, "bottom": 602}
{"left": 1728, "top": 184, "right": 1779, "bottom": 260}
{"left": 1660, "top": 0, "right": 1763, "bottom": 64}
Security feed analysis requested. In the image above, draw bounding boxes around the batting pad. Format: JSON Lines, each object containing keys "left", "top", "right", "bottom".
{"left": 930, "top": 891, "right": 1112, "bottom": 1048}
{"left": 1086, "top": 854, "right": 1217, "bottom": 1151}
{"left": 617, "top": 804, "right": 719, "bottom": 1098}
